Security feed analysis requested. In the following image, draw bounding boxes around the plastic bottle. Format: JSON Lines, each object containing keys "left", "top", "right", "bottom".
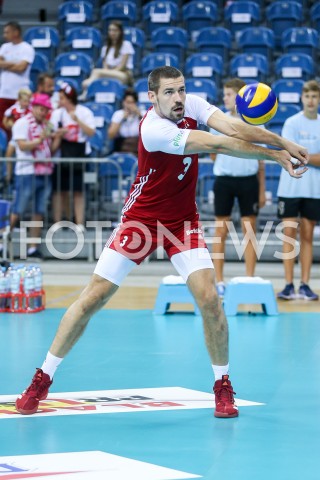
{"left": 23, "top": 267, "right": 35, "bottom": 310}
{"left": 0, "top": 269, "right": 9, "bottom": 310}
{"left": 9, "top": 267, "right": 21, "bottom": 311}
{"left": 33, "top": 266, "right": 43, "bottom": 308}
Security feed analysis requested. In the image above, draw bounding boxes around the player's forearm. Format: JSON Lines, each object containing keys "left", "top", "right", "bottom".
{"left": 308, "top": 153, "right": 320, "bottom": 167}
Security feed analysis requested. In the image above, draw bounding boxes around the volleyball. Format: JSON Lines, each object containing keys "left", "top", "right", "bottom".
{"left": 235, "top": 83, "right": 278, "bottom": 125}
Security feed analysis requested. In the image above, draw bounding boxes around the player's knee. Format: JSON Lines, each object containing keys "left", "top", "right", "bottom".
{"left": 196, "top": 286, "right": 221, "bottom": 316}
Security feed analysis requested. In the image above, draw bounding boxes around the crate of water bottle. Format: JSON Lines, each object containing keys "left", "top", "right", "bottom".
{"left": 0, "top": 264, "right": 45, "bottom": 313}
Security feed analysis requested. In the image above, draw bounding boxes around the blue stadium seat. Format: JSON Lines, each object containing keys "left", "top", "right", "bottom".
{"left": 55, "top": 76, "right": 82, "bottom": 93}
{"left": 151, "top": 27, "right": 188, "bottom": 64}
{"left": 0, "top": 127, "right": 8, "bottom": 155}
{"left": 230, "top": 53, "right": 269, "bottom": 83}
{"left": 311, "top": 2, "right": 320, "bottom": 33}
{"left": 182, "top": 1, "right": 218, "bottom": 41}
{"left": 185, "top": 53, "right": 223, "bottom": 88}
{"left": 141, "top": 53, "right": 179, "bottom": 76}
{"left": 84, "top": 102, "right": 114, "bottom": 141}
{"left": 134, "top": 78, "right": 152, "bottom": 111}
{"left": 24, "top": 27, "right": 59, "bottom": 63}
{"left": 238, "top": 27, "right": 275, "bottom": 59}
{"left": 108, "top": 152, "right": 137, "bottom": 176}
{"left": 185, "top": 79, "right": 217, "bottom": 104}
{"left": 195, "top": 27, "right": 232, "bottom": 64}
{"left": 124, "top": 27, "right": 145, "bottom": 75}
{"left": 86, "top": 79, "right": 125, "bottom": 107}
{"left": 54, "top": 52, "right": 93, "bottom": 84}
{"left": 101, "top": 1, "right": 137, "bottom": 32}
{"left": 266, "top": 103, "right": 300, "bottom": 135}
{"left": 281, "top": 28, "right": 319, "bottom": 58}
{"left": 142, "top": 1, "right": 179, "bottom": 35}
{"left": 31, "top": 53, "right": 50, "bottom": 87}
{"left": 266, "top": 1, "right": 302, "bottom": 46}
{"left": 272, "top": 79, "right": 304, "bottom": 105}
{"left": 275, "top": 53, "right": 315, "bottom": 81}
{"left": 65, "top": 27, "right": 102, "bottom": 62}
{"left": 224, "top": 1, "right": 261, "bottom": 38}
{"left": 89, "top": 129, "right": 105, "bottom": 157}
{"left": 58, "top": 1, "right": 93, "bottom": 36}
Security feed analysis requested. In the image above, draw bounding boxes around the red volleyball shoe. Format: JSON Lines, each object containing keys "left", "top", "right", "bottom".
{"left": 15, "top": 368, "right": 53, "bottom": 415}
{"left": 213, "top": 374, "right": 239, "bottom": 418}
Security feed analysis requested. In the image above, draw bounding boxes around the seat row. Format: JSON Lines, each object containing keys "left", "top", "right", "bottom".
{"left": 56, "top": 0, "right": 320, "bottom": 43}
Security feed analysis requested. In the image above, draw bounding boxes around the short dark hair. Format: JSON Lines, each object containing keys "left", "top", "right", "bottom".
{"left": 223, "top": 78, "right": 246, "bottom": 93}
{"left": 5, "top": 21, "right": 21, "bottom": 34}
{"left": 122, "top": 87, "right": 138, "bottom": 103}
{"left": 37, "top": 72, "right": 54, "bottom": 88}
{"left": 148, "top": 66, "right": 183, "bottom": 93}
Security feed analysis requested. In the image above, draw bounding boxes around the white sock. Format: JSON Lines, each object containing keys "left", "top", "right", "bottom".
{"left": 212, "top": 363, "right": 229, "bottom": 383}
{"left": 41, "top": 351, "right": 63, "bottom": 380}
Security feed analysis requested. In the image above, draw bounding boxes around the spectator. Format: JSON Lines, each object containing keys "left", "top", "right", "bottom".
{"left": 3, "top": 88, "right": 32, "bottom": 131}
{"left": 3, "top": 88, "right": 32, "bottom": 186}
{"left": 10, "top": 94, "right": 55, "bottom": 260}
{"left": 81, "top": 20, "right": 134, "bottom": 98}
{"left": 210, "top": 78, "right": 266, "bottom": 298}
{"left": 0, "top": 21, "right": 35, "bottom": 135}
{"left": 36, "top": 72, "right": 55, "bottom": 97}
{"left": 50, "top": 82, "right": 96, "bottom": 230}
{"left": 108, "top": 88, "right": 142, "bottom": 155}
{"left": 277, "top": 80, "right": 320, "bottom": 301}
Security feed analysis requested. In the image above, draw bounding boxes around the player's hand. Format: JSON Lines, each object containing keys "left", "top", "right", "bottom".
{"left": 283, "top": 140, "right": 309, "bottom": 166}
{"left": 276, "top": 150, "right": 308, "bottom": 178}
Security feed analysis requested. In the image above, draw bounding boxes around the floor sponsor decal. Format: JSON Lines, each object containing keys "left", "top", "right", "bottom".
{"left": 0, "top": 387, "right": 264, "bottom": 419}
{"left": 0, "top": 450, "right": 201, "bottom": 479}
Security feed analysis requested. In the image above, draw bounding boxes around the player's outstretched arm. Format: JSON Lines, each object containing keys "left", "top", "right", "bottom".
{"left": 207, "top": 109, "right": 309, "bottom": 166}
{"left": 184, "top": 130, "right": 308, "bottom": 178}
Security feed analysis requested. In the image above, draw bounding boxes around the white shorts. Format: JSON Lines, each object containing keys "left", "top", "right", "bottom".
{"left": 94, "top": 247, "right": 214, "bottom": 286}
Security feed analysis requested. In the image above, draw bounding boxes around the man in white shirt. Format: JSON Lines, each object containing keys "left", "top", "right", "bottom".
{"left": 277, "top": 80, "right": 320, "bottom": 301}
{"left": 0, "top": 21, "right": 35, "bottom": 135}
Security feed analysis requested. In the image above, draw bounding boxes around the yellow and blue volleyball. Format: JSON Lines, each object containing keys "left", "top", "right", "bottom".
{"left": 235, "top": 82, "right": 278, "bottom": 125}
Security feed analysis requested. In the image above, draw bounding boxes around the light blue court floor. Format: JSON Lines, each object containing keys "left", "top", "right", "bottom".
{"left": 0, "top": 309, "right": 320, "bottom": 479}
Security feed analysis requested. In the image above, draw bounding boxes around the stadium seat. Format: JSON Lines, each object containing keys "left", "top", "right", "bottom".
{"left": 230, "top": 53, "right": 269, "bottom": 83}
{"left": 89, "top": 129, "right": 105, "bottom": 157}
{"left": 86, "top": 79, "right": 125, "bottom": 107}
{"left": 141, "top": 53, "right": 179, "bottom": 76}
{"left": 237, "top": 27, "right": 275, "bottom": 60}
{"left": 24, "top": 27, "right": 59, "bottom": 63}
{"left": 185, "top": 53, "right": 223, "bottom": 88}
{"left": 275, "top": 53, "right": 315, "bottom": 81}
{"left": 134, "top": 78, "right": 152, "bottom": 111}
{"left": 0, "top": 127, "right": 7, "bottom": 155}
{"left": 84, "top": 102, "right": 114, "bottom": 141}
{"left": 224, "top": 1, "right": 261, "bottom": 38}
{"left": 124, "top": 27, "right": 145, "bottom": 75}
{"left": 272, "top": 79, "right": 304, "bottom": 105}
{"left": 195, "top": 27, "right": 232, "bottom": 64}
{"left": 108, "top": 152, "right": 137, "bottom": 177}
{"left": 54, "top": 52, "right": 93, "bottom": 84}
{"left": 185, "top": 78, "right": 217, "bottom": 104}
{"left": 65, "top": 27, "right": 102, "bottom": 62}
{"left": 311, "top": 2, "right": 320, "bottom": 33}
{"left": 151, "top": 27, "right": 188, "bottom": 64}
{"left": 182, "top": 1, "right": 218, "bottom": 41}
{"left": 266, "top": 1, "right": 302, "bottom": 45}
{"left": 101, "top": 1, "right": 137, "bottom": 32}
{"left": 281, "top": 28, "right": 319, "bottom": 58}
{"left": 142, "top": 1, "right": 179, "bottom": 35}
{"left": 31, "top": 53, "right": 50, "bottom": 87}
{"left": 267, "top": 103, "right": 300, "bottom": 135}
{"left": 58, "top": 1, "right": 93, "bottom": 36}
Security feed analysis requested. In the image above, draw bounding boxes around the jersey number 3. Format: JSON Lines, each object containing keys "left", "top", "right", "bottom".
{"left": 178, "top": 156, "right": 192, "bottom": 181}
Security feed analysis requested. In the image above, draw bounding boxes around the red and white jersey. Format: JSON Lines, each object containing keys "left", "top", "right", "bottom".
{"left": 4, "top": 102, "right": 30, "bottom": 122}
{"left": 122, "top": 94, "right": 218, "bottom": 226}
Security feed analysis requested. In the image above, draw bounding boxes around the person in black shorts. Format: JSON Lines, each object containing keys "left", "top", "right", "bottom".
{"left": 210, "top": 78, "right": 266, "bottom": 298}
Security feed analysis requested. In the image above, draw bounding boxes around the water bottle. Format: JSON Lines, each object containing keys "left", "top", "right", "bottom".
{"left": 33, "top": 266, "right": 43, "bottom": 308}
{"left": 23, "top": 268, "right": 35, "bottom": 310}
{"left": 0, "top": 269, "right": 9, "bottom": 310}
{"left": 9, "top": 267, "right": 21, "bottom": 311}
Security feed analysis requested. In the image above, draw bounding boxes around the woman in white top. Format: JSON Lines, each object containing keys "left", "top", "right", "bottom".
{"left": 82, "top": 20, "right": 134, "bottom": 93}
{"left": 50, "top": 82, "right": 96, "bottom": 229}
